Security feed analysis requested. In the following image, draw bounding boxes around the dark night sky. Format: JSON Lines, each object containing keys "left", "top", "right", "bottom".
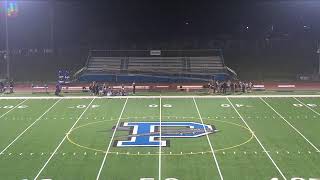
{"left": 1, "top": 0, "right": 320, "bottom": 48}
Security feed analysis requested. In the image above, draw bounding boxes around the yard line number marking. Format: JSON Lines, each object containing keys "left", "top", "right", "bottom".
{"left": 193, "top": 97, "right": 224, "bottom": 180}
{"left": 293, "top": 97, "right": 320, "bottom": 116}
{"left": 0, "top": 99, "right": 62, "bottom": 155}
{"left": 260, "top": 98, "right": 320, "bottom": 153}
{"left": 33, "top": 98, "right": 96, "bottom": 180}
{"left": 0, "top": 99, "right": 27, "bottom": 119}
{"left": 149, "top": 104, "right": 172, "bottom": 108}
{"left": 226, "top": 97, "right": 287, "bottom": 180}
{"left": 95, "top": 98, "right": 128, "bottom": 180}
{"left": 159, "top": 97, "right": 162, "bottom": 180}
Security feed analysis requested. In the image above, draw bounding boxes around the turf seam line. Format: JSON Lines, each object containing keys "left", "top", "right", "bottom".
{"left": 193, "top": 97, "right": 224, "bottom": 180}
{"left": 0, "top": 99, "right": 62, "bottom": 155}
{"left": 33, "top": 98, "right": 96, "bottom": 180}
{"left": 3, "top": 94, "right": 320, "bottom": 100}
{"left": 159, "top": 96, "right": 162, "bottom": 180}
{"left": 0, "top": 99, "right": 28, "bottom": 119}
{"left": 95, "top": 98, "right": 128, "bottom": 180}
{"left": 226, "top": 97, "right": 287, "bottom": 180}
{"left": 293, "top": 97, "right": 320, "bottom": 117}
{"left": 260, "top": 98, "right": 320, "bottom": 153}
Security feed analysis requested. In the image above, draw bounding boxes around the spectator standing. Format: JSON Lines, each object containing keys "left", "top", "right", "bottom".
{"left": 9, "top": 80, "right": 14, "bottom": 93}
{"left": 132, "top": 82, "right": 136, "bottom": 95}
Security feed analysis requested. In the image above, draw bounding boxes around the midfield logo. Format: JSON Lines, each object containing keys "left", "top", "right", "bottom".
{"left": 113, "top": 122, "right": 217, "bottom": 147}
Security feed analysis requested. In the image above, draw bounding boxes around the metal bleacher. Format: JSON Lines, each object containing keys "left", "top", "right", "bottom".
{"left": 87, "top": 57, "right": 122, "bottom": 72}
{"left": 77, "top": 49, "right": 232, "bottom": 82}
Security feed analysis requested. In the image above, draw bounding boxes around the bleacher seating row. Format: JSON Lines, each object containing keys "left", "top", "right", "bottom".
{"left": 86, "top": 56, "right": 225, "bottom": 74}
{"left": 77, "top": 49, "right": 232, "bottom": 82}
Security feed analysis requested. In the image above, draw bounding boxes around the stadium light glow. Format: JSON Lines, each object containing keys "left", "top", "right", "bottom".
{"left": 6, "top": 1, "right": 18, "bottom": 17}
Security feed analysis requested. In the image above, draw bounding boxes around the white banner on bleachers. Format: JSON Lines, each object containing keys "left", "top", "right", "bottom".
{"left": 150, "top": 50, "right": 161, "bottom": 56}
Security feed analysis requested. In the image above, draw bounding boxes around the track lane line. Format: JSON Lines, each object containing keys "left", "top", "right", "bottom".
{"left": 193, "top": 97, "right": 224, "bottom": 180}
{"left": 260, "top": 97, "right": 320, "bottom": 152}
{"left": 95, "top": 98, "right": 128, "bottom": 180}
{"left": 33, "top": 98, "right": 96, "bottom": 180}
{"left": 0, "top": 99, "right": 27, "bottom": 119}
{"left": 293, "top": 97, "right": 320, "bottom": 116}
{"left": 226, "top": 97, "right": 287, "bottom": 180}
{"left": 0, "top": 99, "right": 62, "bottom": 155}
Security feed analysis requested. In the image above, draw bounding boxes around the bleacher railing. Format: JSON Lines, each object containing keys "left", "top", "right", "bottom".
{"left": 89, "top": 49, "right": 223, "bottom": 58}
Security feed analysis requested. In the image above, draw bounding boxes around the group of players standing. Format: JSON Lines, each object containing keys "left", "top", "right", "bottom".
{"left": 0, "top": 80, "right": 14, "bottom": 94}
{"left": 208, "top": 80, "right": 253, "bottom": 94}
{"left": 89, "top": 81, "right": 128, "bottom": 96}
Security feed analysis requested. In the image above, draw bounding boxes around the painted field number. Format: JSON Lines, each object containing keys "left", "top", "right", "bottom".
{"left": 293, "top": 104, "right": 318, "bottom": 107}
{"left": 271, "top": 178, "right": 320, "bottom": 180}
{"left": 221, "top": 104, "right": 245, "bottom": 108}
{"left": 0, "top": 105, "right": 28, "bottom": 109}
{"left": 69, "top": 105, "right": 100, "bottom": 109}
{"left": 148, "top": 104, "right": 172, "bottom": 108}
{"left": 22, "top": 179, "right": 52, "bottom": 180}
{"left": 141, "top": 178, "right": 178, "bottom": 180}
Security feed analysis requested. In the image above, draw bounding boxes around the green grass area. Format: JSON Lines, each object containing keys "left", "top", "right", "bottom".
{"left": 0, "top": 96, "right": 319, "bottom": 180}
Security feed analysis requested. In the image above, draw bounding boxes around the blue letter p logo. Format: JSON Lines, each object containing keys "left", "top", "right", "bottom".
{"left": 114, "top": 122, "right": 215, "bottom": 147}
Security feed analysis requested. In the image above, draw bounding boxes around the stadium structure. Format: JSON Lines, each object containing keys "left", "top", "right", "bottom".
{"left": 75, "top": 49, "right": 236, "bottom": 83}
{"left": 1, "top": 1, "right": 320, "bottom": 180}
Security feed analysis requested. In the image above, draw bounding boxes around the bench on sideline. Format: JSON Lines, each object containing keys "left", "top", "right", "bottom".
{"left": 252, "top": 85, "right": 265, "bottom": 91}
{"left": 277, "top": 85, "right": 295, "bottom": 91}
{"left": 31, "top": 85, "right": 48, "bottom": 93}
{"left": 62, "top": 86, "right": 89, "bottom": 93}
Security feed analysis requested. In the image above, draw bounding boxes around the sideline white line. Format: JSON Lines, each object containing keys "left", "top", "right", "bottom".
{"left": 95, "top": 98, "right": 128, "bottom": 180}
{"left": 0, "top": 99, "right": 62, "bottom": 155}
{"left": 159, "top": 96, "right": 162, "bottom": 180}
{"left": 33, "top": 98, "right": 96, "bottom": 180}
{"left": 260, "top": 98, "right": 320, "bottom": 152}
{"left": 293, "top": 97, "right": 320, "bottom": 116}
{"left": 193, "top": 97, "right": 224, "bottom": 180}
{"left": 226, "top": 97, "right": 287, "bottom": 180}
{"left": 0, "top": 99, "right": 28, "bottom": 119}
{"left": 2, "top": 94, "right": 320, "bottom": 100}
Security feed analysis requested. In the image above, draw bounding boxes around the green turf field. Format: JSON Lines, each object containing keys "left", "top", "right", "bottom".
{"left": 0, "top": 96, "right": 319, "bottom": 180}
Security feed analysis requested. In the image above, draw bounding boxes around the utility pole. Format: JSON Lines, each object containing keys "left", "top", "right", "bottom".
{"left": 5, "top": 0, "right": 10, "bottom": 80}
{"left": 318, "top": 42, "right": 320, "bottom": 75}
{"left": 49, "top": 0, "right": 55, "bottom": 54}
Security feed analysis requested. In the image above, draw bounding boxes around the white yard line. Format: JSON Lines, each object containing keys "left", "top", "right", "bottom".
{"left": 159, "top": 96, "right": 162, "bottom": 180}
{"left": 33, "top": 98, "right": 96, "bottom": 180}
{"left": 3, "top": 94, "right": 320, "bottom": 100}
{"left": 0, "top": 99, "right": 28, "bottom": 119}
{"left": 193, "top": 97, "right": 224, "bottom": 180}
{"left": 226, "top": 97, "right": 287, "bottom": 180}
{"left": 293, "top": 97, "right": 320, "bottom": 116}
{"left": 260, "top": 97, "right": 320, "bottom": 152}
{"left": 95, "top": 98, "right": 128, "bottom": 180}
{"left": 0, "top": 99, "right": 62, "bottom": 155}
